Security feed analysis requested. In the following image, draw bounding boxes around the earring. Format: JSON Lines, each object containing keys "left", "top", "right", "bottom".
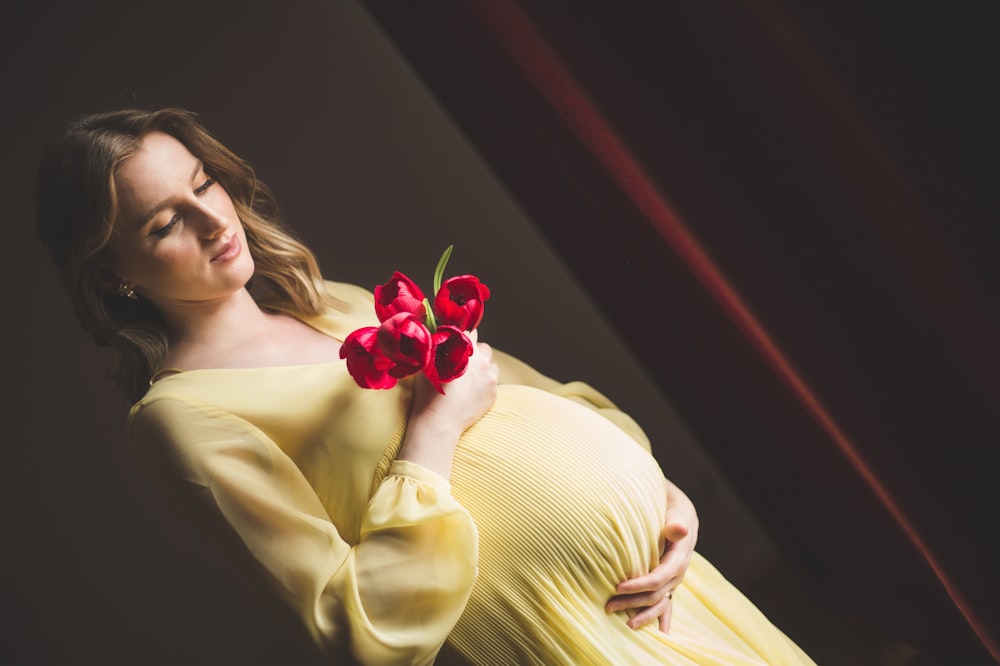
{"left": 117, "top": 281, "right": 138, "bottom": 300}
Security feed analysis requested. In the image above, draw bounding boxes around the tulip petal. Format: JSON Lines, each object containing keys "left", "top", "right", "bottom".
{"left": 374, "top": 271, "right": 426, "bottom": 323}
{"left": 339, "top": 327, "right": 397, "bottom": 389}
{"left": 433, "top": 275, "right": 491, "bottom": 331}
{"left": 424, "top": 326, "right": 474, "bottom": 392}
{"left": 377, "top": 312, "right": 433, "bottom": 379}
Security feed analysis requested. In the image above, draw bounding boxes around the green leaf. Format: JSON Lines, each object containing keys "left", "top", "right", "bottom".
{"left": 433, "top": 244, "right": 454, "bottom": 296}
{"left": 422, "top": 297, "right": 438, "bottom": 332}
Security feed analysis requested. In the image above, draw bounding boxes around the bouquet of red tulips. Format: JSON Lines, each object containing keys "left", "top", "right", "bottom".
{"left": 339, "top": 246, "right": 490, "bottom": 393}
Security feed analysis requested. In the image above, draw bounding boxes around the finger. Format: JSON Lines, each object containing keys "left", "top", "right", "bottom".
{"left": 467, "top": 328, "right": 479, "bottom": 344}
{"left": 658, "top": 599, "right": 674, "bottom": 634}
{"left": 607, "top": 586, "right": 675, "bottom": 613}
{"left": 615, "top": 569, "right": 681, "bottom": 595}
{"left": 626, "top": 595, "right": 670, "bottom": 630}
{"left": 662, "top": 520, "right": 690, "bottom": 543}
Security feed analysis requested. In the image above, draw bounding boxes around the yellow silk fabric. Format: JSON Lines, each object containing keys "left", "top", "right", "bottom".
{"left": 129, "top": 281, "right": 814, "bottom": 665}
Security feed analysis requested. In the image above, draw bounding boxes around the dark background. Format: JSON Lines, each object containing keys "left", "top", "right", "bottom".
{"left": 2, "top": 1, "right": 997, "bottom": 664}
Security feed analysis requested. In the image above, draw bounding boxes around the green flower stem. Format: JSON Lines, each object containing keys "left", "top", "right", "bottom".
{"left": 422, "top": 298, "right": 438, "bottom": 332}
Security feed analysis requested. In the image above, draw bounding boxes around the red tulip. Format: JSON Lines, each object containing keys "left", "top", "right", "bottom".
{"left": 424, "top": 326, "right": 474, "bottom": 393}
{"left": 376, "top": 312, "right": 433, "bottom": 378}
{"left": 434, "top": 275, "right": 491, "bottom": 331}
{"left": 339, "top": 327, "right": 397, "bottom": 389}
{"left": 374, "top": 271, "right": 426, "bottom": 323}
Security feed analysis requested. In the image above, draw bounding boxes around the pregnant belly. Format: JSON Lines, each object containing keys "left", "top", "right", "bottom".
{"left": 449, "top": 385, "right": 667, "bottom": 603}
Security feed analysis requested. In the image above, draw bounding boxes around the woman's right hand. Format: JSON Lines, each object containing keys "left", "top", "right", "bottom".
{"left": 398, "top": 330, "right": 498, "bottom": 477}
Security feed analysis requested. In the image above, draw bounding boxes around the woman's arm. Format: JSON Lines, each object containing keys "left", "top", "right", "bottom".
{"left": 398, "top": 330, "right": 498, "bottom": 479}
{"left": 130, "top": 394, "right": 482, "bottom": 665}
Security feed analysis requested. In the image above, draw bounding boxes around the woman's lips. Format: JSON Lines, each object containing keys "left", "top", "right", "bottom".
{"left": 211, "top": 234, "right": 242, "bottom": 263}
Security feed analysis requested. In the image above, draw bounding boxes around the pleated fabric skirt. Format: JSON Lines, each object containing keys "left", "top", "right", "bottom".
{"left": 443, "top": 385, "right": 815, "bottom": 665}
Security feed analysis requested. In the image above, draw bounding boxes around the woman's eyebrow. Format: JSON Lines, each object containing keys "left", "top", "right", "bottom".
{"left": 134, "top": 159, "right": 204, "bottom": 229}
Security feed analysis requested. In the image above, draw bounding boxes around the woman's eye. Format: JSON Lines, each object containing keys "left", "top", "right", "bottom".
{"left": 194, "top": 177, "right": 216, "bottom": 196}
{"left": 151, "top": 215, "right": 180, "bottom": 239}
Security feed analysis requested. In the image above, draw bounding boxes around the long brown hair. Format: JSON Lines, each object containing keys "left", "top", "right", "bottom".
{"left": 35, "top": 108, "right": 330, "bottom": 402}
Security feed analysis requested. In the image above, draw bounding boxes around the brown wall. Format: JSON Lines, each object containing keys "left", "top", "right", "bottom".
{"left": 1, "top": 2, "right": 776, "bottom": 663}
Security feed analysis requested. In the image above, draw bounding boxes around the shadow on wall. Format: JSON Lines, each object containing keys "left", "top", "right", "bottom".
{"left": 2, "top": 1, "right": 780, "bottom": 664}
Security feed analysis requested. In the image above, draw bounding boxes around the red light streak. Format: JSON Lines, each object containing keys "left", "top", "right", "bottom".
{"left": 463, "top": 0, "right": 998, "bottom": 659}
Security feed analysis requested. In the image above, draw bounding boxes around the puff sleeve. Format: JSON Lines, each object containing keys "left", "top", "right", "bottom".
{"left": 129, "top": 396, "right": 478, "bottom": 665}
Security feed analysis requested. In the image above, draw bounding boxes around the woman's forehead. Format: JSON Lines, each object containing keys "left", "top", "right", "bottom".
{"left": 114, "top": 133, "right": 200, "bottom": 224}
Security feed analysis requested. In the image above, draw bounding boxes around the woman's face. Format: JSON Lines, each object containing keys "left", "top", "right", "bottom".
{"left": 105, "top": 132, "right": 254, "bottom": 312}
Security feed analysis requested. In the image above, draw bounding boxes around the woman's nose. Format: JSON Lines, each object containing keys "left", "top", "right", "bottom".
{"left": 195, "top": 201, "right": 229, "bottom": 239}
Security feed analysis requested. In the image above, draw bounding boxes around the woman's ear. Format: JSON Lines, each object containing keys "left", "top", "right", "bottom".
{"left": 96, "top": 267, "right": 121, "bottom": 293}
{"left": 96, "top": 267, "right": 136, "bottom": 299}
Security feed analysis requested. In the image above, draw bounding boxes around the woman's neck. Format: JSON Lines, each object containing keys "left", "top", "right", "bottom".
{"left": 159, "top": 287, "right": 276, "bottom": 361}
{"left": 154, "top": 287, "right": 340, "bottom": 372}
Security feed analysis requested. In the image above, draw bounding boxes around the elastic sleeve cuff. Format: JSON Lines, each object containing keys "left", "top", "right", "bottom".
{"left": 386, "top": 459, "right": 454, "bottom": 492}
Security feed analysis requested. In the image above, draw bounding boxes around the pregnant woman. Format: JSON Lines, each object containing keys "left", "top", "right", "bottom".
{"left": 36, "top": 107, "right": 814, "bottom": 665}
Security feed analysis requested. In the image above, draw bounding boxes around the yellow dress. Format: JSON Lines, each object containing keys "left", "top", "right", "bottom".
{"left": 129, "top": 281, "right": 814, "bottom": 666}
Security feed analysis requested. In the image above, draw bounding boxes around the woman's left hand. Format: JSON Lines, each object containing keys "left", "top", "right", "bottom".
{"left": 606, "top": 480, "right": 699, "bottom": 632}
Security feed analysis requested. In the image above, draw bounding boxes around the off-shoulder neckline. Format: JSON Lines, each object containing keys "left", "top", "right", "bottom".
{"left": 149, "top": 358, "right": 344, "bottom": 386}
{"left": 148, "top": 312, "right": 344, "bottom": 386}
